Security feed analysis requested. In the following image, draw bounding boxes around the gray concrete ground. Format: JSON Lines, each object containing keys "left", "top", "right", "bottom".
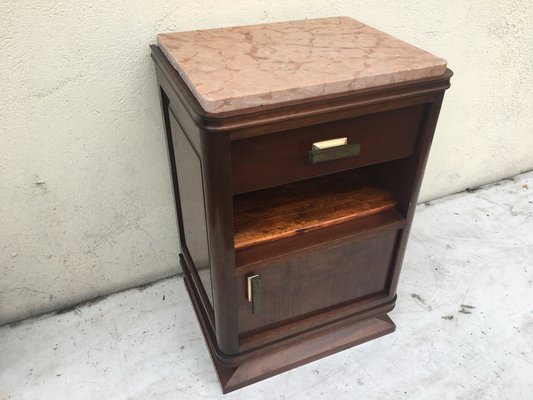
{"left": 1, "top": 171, "right": 532, "bottom": 399}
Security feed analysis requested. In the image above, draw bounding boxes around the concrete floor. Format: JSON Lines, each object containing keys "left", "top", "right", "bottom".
{"left": 1, "top": 172, "right": 532, "bottom": 400}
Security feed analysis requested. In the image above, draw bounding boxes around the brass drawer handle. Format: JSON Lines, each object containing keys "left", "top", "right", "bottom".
{"left": 308, "top": 137, "right": 361, "bottom": 164}
{"left": 247, "top": 274, "right": 262, "bottom": 314}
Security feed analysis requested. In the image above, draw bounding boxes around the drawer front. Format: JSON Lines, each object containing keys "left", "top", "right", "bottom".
{"left": 231, "top": 105, "right": 425, "bottom": 194}
{"left": 237, "top": 229, "right": 399, "bottom": 335}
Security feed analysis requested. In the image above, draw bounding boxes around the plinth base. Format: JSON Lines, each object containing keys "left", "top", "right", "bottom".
{"left": 181, "top": 258, "right": 395, "bottom": 393}
{"left": 215, "top": 314, "right": 394, "bottom": 393}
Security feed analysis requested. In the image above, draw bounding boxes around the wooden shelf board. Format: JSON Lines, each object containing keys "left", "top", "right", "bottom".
{"left": 233, "top": 170, "right": 397, "bottom": 250}
{"left": 235, "top": 209, "right": 405, "bottom": 268}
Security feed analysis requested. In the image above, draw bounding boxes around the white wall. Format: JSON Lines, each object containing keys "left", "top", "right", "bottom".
{"left": 1, "top": 1, "right": 532, "bottom": 325}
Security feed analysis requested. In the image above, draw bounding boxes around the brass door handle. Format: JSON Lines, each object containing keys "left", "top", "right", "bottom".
{"left": 247, "top": 274, "right": 262, "bottom": 314}
{"left": 308, "top": 137, "right": 360, "bottom": 164}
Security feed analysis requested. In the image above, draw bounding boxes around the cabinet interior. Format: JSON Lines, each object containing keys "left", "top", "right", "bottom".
{"left": 232, "top": 160, "right": 411, "bottom": 263}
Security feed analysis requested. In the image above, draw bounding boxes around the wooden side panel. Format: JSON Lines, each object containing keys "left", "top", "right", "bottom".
{"left": 201, "top": 130, "right": 240, "bottom": 354}
{"left": 237, "top": 229, "right": 399, "bottom": 335}
{"left": 231, "top": 104, "right": 425, "bottom": 194}
{"left": 169, "top": 111, "right": 214, "bottom": 306}
{"left": 377, "top": 96, "right": 446, "bottom": 297}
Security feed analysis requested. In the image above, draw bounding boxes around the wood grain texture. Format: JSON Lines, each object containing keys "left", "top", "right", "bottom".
{"left": 169, "top": 112, "right": 213, "bottom": 306}
{"left": 380, "top": 95, "right": 446, "bottom": 298}
{"left": 239, "top": 293, "right": 396, "bottom": 352}
{"left": 236, "top": 229, "right": 398, "bottom": 334}
{"left": 233, "top": 169, "right": 397, "bottom": 250}
{"left": 155, "top": 50, "right": 241, "bottom": 354}
{"left": 200, "top": 130, "right": 241, "bottom": 354}
{"left": 218, "top": 315, "right": 395, "bottom": 393}
{"left": 231, "top": 104, "right": 424, "bottom": 194}
{"left": 158, "top": 89, "right": 217, "bottom": 329}
{"left": 235, "top": 208, "right": 405, "bottom": 267}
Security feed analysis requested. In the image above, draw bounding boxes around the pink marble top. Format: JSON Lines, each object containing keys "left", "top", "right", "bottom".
{"left": 157, "top": 17, "right": 447, "bottom": 113}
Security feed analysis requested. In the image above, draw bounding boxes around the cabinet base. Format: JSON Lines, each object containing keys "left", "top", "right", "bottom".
{"left": 216, "top": 314, "right": 394, "bottom": 393}
{"left": 182, "top": 262, "right": 395, "bottom": 394}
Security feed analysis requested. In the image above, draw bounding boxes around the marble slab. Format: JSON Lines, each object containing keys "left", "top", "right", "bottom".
{"left": 157, "top": 17, "right": 447, "bottom": 113}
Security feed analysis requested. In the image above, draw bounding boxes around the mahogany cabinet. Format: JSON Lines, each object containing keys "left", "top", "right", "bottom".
{"left": 151, "top": 17, "right": 451, "bottom": 393}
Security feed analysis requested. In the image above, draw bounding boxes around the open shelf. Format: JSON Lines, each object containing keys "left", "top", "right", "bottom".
{"left": 233, "top": 169, "right": 399, "bottom": 251}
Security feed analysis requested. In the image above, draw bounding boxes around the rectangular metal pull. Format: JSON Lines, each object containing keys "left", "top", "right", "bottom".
{"left": 309, "top": 138, "right": 360, "bottom": 164}
{"left": 247, "top": 274, "right": 262, "bottom": 314}
{"left": 312, "top": 137, "right": 348, "bottom": 150}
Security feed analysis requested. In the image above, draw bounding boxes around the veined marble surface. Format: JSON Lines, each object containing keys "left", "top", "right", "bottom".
{"left": 157, "top": 17, "right": 447, "bottom": 113}
{"left": 0, "top": 172, "right": 531, "bottom": 399}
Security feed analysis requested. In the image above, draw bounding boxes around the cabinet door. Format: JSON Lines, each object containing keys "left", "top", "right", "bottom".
{"left": 237, "top": 229, "right": 398, "bottom": 335}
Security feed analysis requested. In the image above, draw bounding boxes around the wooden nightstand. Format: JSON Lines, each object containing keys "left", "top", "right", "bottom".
{"left": 151, "top": 17, "right": 451, "bottom": 393}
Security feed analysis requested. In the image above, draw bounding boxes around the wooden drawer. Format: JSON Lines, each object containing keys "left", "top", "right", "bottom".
{"left": 237, "top": 229, "right": 399, "bottom": 335}
{"left": 231, "top": 104, "right": 425, "bottom": 194}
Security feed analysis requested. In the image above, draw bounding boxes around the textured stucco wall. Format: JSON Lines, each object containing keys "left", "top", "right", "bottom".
{"left": 1, "top": 1, "right": 532, "bottom": 325}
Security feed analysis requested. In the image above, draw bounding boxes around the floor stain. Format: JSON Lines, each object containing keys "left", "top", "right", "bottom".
{"left": 33, "top": 180, "right": 48, "bottom": 193}
{"left": 410, "top": 293, "right": 432, "bottom": 311}
{"left": 459, "top": 304, "right": 476, "bottom": 314}
{"left": 55, "top": 305, "right": 81, "bottom": 315}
